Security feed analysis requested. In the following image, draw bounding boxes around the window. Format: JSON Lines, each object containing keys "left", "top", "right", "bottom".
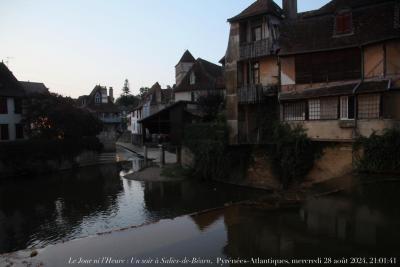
{"left": 340, "top": 96, "right": 355, "bottom": 119}
{"left": 14, "top": 98, "right": 22, "bottom": 114}
{"left": 0, "top": 124, "right": 9, "bottom": 140}
{"left": 95, "top": 92, "right": 101, "bottom": 104}
{"left": 190, "top": 72, "right": 196, "bottom": 85}
{"left": 358, "top": 94, "right": 380, "bottom": 119}
{"left": 252, "top": 25, "right": 262, "bottom": 42}
{"left": 252, "top": 62, "right": 260, "bottom": 84}
{"left": 308, "top": 99, "right": 321, "bottom": 120}
{"left": 295, "top": 48, "right": 361, "bottom": 84}
{"left": 320, "top": 97, "right": 338, "bottom": 119}
{"left": 335, "top": 11, "right": 353, "bottom": 35}
{"left": 308, "top": 97, "right": 338, "bottom": 120}
{"left": 0, "top": 97, "right": 7, "bottom": 114}
{"left": 15, "top": 124, "right": 24, "bottom": 139}
{"left": 283, "top": 102, "right": 306, "bottom": 121}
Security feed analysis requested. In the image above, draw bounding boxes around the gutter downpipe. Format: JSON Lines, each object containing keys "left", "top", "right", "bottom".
{"left": 352, "top": 46, "right": 364, "bottom": 139}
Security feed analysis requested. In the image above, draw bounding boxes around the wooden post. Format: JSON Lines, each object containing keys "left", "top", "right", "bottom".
{"left": 159, "top": 144, "right": 165, "bottom": 166}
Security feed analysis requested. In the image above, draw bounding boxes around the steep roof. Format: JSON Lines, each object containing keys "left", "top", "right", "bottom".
{"left": 0, "top": 62, "right": 25, "bottom": 97}
{"left": 279, "top": 0, "right": 399, "bottom": 55}
{"left": 174, "top": 58, "right": 224, "bottom": 93}
{"left": 177, "top": 50, "right": 196, "bottom": 65}
{"left": 82, "top": 85, "right": 119, "bottom": 113}
{"left": 20, "top": 81, "right": 49, "bottom": 95}
{"left": 228, "top": 0, "right": 283, "bottom": 22}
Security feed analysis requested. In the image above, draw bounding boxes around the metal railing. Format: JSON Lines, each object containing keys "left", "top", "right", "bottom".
{"left": 237, "top": 84, "right": 277, "bottom": 104}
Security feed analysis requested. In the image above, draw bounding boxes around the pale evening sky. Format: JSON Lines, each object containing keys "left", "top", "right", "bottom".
{"left": 0, "top": 0, "right": 330, "bottom": 98}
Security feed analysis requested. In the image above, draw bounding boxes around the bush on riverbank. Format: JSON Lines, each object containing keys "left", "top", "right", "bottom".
{"left": 353, "top": 128, "right": 400, "bottom": 173}
{"left": 183, "top": 120, "right": 252, "bottom": 181}
{"left": 265, "top": 123, "right": 322, "bottom": 189}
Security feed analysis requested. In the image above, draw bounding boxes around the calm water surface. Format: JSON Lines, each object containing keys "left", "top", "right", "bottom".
{"left": 0, "top": 147, "right": 261, "bottom": 254}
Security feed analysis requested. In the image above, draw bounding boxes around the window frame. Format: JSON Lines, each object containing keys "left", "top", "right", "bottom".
{"left": 95, "top": 92, "right": 101, "bottom": 104}
{"left": 335, "top": 11, "right": 353, "bottom": 35}
{"left": 340, "top": 96, "right": 355, "bottom": 120}
{"left": 283, "top": 102, "right": 306, "bottom": 121}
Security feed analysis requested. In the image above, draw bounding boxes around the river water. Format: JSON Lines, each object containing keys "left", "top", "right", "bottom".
{"left": 1, "top": 147, "right": 400, "bottom": 263}
{"left": 0, "top": 147, "right": 261, "bottom": 254}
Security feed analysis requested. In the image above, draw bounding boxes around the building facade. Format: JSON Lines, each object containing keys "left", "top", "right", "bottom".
{"left": 174, "top": 51, "right": 225, "bottom": 103}
{"left": 0, "top": 63, "right": 26, "bottom": 141}
{"left": 279, "top": 0, "right": 400, "bottom": 141}
{"left": 78, "top": 85, "right": 121, "bottom": 151}
{"left": 224, "top": 0, "right": 286, "bottom": 144}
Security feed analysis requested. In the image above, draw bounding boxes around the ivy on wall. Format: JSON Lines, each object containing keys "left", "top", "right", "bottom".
{"left": 354, "top": 128, "right": 400, "bottom": 173}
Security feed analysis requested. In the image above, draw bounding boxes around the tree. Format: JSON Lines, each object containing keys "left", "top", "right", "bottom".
{"left": 22, "top": 93, "right": 103, "bottom": 140}
{"left": 139, "top": 87, "right": 150, "bottom": 98}
{"left": 197, "top": 93, "right": 225, "bottom": 122}
{"left": 122, "top": 79, "right": 130, "bottom": 96}
{"left": 115, "top": 95, "right": 140, "bottom": 107}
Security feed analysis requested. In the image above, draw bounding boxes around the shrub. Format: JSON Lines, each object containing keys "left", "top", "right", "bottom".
{"left": 353, "top": 128, "right": 400, "bottom": 173}
{"left": 267, "top": 123, "right": 322, "bottom": 188}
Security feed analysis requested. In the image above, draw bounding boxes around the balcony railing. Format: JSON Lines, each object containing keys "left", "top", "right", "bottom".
{"left": 239, "top": 38, "right": 273, "bottom": 60}
{"left": 237, "top": 84, "right": 277, "bottom": 104}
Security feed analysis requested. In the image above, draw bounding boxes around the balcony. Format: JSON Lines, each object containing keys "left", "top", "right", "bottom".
{"left": 237, "top": 84, "right": 277, "bottom": 104}
{"left": 239, "top": 38, "right": 273, "bottom": 60}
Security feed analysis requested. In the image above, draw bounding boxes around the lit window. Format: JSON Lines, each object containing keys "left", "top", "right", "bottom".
{"left": 283, "top": 102, "right": 306, "bottom": 121}
{"left": 358, "top": 94, "right": 380, "bottom": 119}
{"left": 340, "top": 96, "right": 355, "bottom": 119}
{"left": 95, "top": 92, "right": 101, "bottom": 104}
{"left": 190, "top": 72, "right": 196, "bottom": 85}
{"left": 335, "top": 11, "right": 353, "bottom": 35}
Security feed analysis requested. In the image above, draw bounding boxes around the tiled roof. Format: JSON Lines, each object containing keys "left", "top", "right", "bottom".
{"left": 279, "top": 0, "right": 399, "bottom": 55}
{"left": 228, "top": 0, "right": 283, "bottom": 22}
{"left": 177, "top": 50, "right": 196, "bottom": 64}
{"left": 20, "top": 81, "right": 49, "bottom": 95}
{"left": 174, "top": 58, "right": 224, "bottom": 92}
{"left": 0, "top": 62, "right": 25, "bottom": 97}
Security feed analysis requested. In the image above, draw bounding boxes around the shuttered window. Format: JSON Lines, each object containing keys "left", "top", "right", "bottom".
{"left": 358, "top": 94, "right": 380, "bottom": 119}
{"left": 295, "top": 48, "right": 361, "bottom": 84}
{"left": 335, "top": 12, "right": 353, "bottom": 35}
{"left": 283, "top": 102, "right": 306, "bottom": 121}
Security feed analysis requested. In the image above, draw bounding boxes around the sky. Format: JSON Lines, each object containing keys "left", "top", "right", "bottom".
{"left": 0, "top": 0, "right": 330, "bottom": 98}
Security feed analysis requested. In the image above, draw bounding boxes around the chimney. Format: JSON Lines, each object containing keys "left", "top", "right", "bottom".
{"left": 109, "top": 87, "right": 114, "bottom": 102}
{"left": 283, "top": 0, "right": 297, "bottom": 19}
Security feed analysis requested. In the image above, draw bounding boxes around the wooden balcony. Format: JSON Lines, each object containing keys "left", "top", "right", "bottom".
{"left": 237, "top": 84, "right": 277, "bottom": 104}
{"left": 239, "top": 38, "right": 273, "bottom": 60}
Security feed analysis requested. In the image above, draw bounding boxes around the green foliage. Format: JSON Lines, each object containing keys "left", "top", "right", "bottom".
{"left": 139, "top": 87, "right": 150, "bottom": 98}
{"left": 353, "top": 128, "right": 400, "bottom": 173}
{"left": 22, "top": 93, "right": 103, "bottom": 140}
{"left": 122, "top": 79, "right": 130, "bottom": 95}
{"left": 267, "top": 123, "right": 322, "bottom": 188}
{"left": 115, "top": 94, "right": 140, "bottom": 107}
{"left": 196, "top": 93, "right": 225, "bottom": 122}
{"left": 183, "top": 121, "right": 251, "bottom": 180}
{"left": 0, "top": 137, "right": 103, "bottom": 176}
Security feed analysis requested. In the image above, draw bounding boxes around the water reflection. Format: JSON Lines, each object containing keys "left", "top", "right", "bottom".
{"left": 0, "top": 148, "right": 260, "bottom": 254}
{"left": 221, "top": 182, "right": 400, "bottom": 261}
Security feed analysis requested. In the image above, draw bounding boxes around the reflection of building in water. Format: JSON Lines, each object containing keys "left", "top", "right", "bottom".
{"left": 190, "top": 209, "right": 223, "bottom": 232}
{"left": 222, "top": 187, "right": 400, "bottom": 259}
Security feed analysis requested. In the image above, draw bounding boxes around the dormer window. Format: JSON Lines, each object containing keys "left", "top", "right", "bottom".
{"left": 190, "top": 72, "right": 196, "bottom": 85}
{"left": 95, "top": 92, "right": 101, "bottom": 104}
{"left": 335, "top": 10, "right": 353, "bottom": 35}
